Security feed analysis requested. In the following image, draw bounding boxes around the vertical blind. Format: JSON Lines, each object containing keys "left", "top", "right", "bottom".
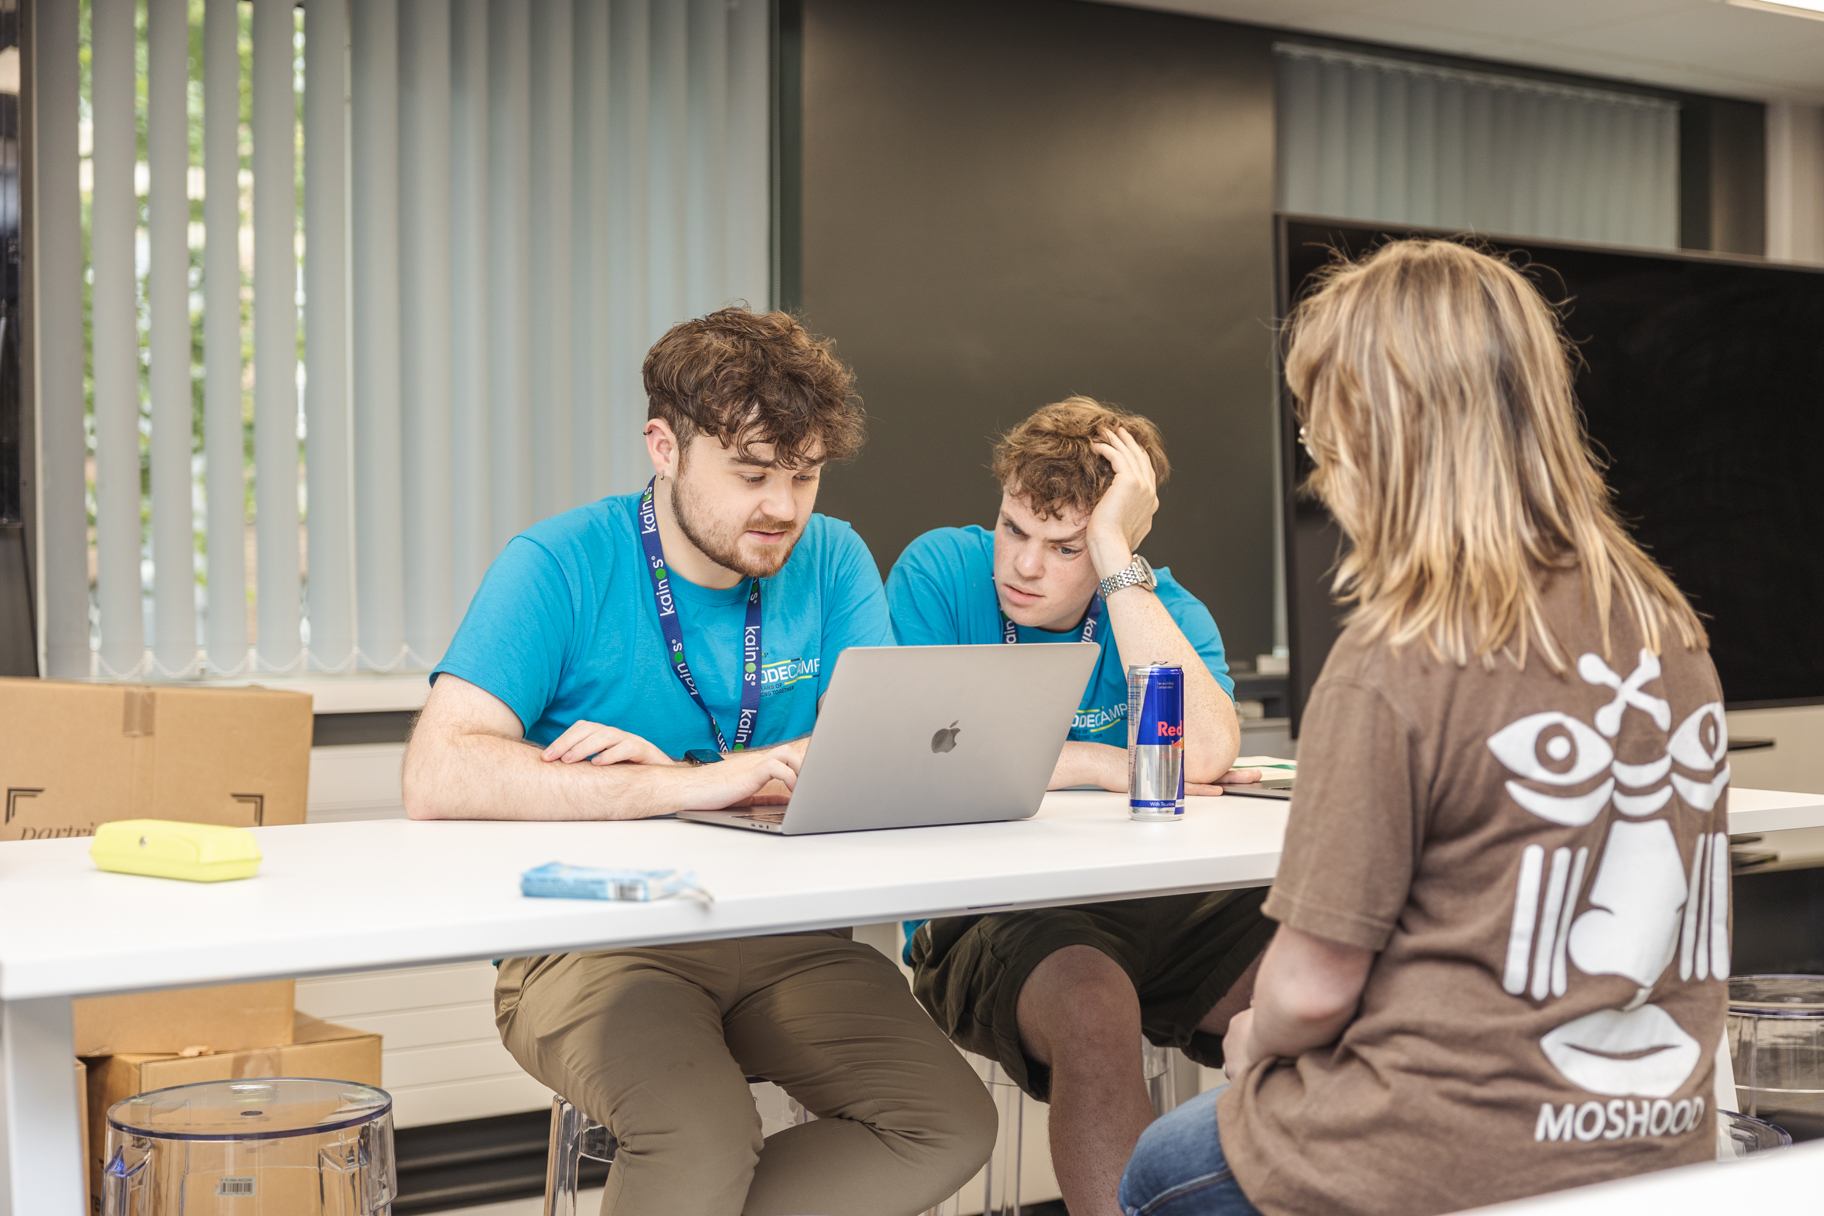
{"left": 36, "top": 0, "right": 771, "bottom": 680}
{"left": 1276, "top": 44, "right": 1680, "bottom": 251}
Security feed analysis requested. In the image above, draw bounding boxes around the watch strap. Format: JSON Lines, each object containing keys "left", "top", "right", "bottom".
{"left": 1099, "top": 555, "right": 1155, "bottom": 599}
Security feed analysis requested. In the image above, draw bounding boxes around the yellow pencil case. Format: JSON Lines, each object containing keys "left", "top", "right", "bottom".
{"left": 90, "top": 820, "right": 263, "bottom": 883}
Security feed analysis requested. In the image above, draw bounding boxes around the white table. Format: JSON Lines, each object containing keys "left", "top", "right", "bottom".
{"left": 1463, "top": 1137, "right": 1824, "bottom": 1214}
{"left": 3, "top": 786, "right": 1819, "bottom": 1213}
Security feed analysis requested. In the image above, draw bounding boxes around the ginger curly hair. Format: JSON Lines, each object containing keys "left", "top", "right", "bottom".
{"left": 991, "top": 396, "right": 1169, "bottom": 520}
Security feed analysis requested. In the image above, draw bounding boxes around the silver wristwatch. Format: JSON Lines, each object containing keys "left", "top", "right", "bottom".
{"left": 1098, "top": 553, "right": 1158, "bottom": 600}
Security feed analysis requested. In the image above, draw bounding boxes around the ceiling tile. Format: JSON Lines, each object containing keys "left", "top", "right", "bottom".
{"left": 1540, "top": 1, "right": 1824, "bottom": 61}
{"left": 1353, "top": 0, "right": 1684, "bottom": 41}
{"left": 1085, "top": 0, "right": 1824, "bottom": 100}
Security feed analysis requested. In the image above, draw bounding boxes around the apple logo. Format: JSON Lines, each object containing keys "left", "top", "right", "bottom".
{"left": 931, "top": 721, "right": 961, "bottom": 754}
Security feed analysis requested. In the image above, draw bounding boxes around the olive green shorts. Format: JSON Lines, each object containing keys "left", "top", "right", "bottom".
{"left": 908, "top": 890, "right": 1273, "bottom": 1101}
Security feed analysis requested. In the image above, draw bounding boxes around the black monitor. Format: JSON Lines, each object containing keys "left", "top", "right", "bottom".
{"left": 1278, "top": 216, "right": 1824, "bottom": 733}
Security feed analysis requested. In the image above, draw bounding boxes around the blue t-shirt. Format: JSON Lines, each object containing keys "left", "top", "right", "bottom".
{"left": 888, "top": 525, "right": 1234, "bottom": 961}
{"left": 434, "top": 493, "right": 894, "bottom": 755}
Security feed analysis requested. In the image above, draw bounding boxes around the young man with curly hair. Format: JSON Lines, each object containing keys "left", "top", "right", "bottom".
{"left": 888, "top": 397, "right": 1271, "bottom": 1216}
{"left": 404, "top": 308, "right": 995, "bottom": 1216}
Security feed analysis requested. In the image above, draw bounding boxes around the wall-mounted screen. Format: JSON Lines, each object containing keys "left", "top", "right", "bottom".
{"left": 1279, "top": 217, "right": 1824, "bottom": 731}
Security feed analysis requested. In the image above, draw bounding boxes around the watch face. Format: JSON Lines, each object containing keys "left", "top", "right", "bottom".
{"left": 1135, "top": 555, "right": 1157, "bottom": 589}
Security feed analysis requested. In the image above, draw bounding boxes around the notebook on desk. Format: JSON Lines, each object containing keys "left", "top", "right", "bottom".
{"left": 1221, "top": 755, "right": 1297, "bottom": 800}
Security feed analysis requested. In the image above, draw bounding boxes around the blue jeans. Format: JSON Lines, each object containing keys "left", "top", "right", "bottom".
{"left": 1118, "top": 1086, "right": 1264, "bottom": 1216}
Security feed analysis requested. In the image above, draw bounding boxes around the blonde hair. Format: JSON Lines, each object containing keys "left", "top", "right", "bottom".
{"left": 1284, "top": 239, "right": 1704, "bottom": 670}
{"left": 992, "top": 397, "right": 1169, "bottom": 520}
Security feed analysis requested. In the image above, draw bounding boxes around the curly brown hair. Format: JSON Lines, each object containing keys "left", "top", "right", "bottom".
{"left": 643, "top": 307, "right": 865, "bottom": 467}
{"left": 991, "top": 397, "right": 1170, "bottom": 520}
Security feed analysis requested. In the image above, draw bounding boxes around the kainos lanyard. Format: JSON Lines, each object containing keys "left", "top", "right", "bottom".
{"left": 638, "top": 478, "right": 762, "bottom": 753}
{"left": 1001, "top": 595, "right": 1102, "bottom": 645}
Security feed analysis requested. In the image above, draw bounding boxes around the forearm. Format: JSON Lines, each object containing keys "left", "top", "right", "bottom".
{"left": 1049, "top": 740, "right": 1126, "bottom": 791}
{"left": 1103, "top": 590, "right": 1240, "bottom": 782}
{"left": 1247, "top": 986, "right": 1358, "bottom": 1061}
{"left": 1242, "top": 924, "right": 1374, "bottom": 1063}
{"left": 403, "top": 731, "right": 687, "bottom": 821}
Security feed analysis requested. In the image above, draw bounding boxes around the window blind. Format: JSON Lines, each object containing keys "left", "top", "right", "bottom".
{"left": 1276, "top": 44, "right": 1680, "bottom": 251}
{"left": 36, "top": 0, "right": 771, "bottom": 679}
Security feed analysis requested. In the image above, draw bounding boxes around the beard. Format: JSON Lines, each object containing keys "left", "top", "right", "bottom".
{"left": 670, "top": 471, "right": 804, "bottom": 580}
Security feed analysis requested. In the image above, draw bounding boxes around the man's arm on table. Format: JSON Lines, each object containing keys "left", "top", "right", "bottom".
{"left": 1087, "top": 427, "right": 1241, "bottom": 785}
{"left": 1098, "top": 590, "right": 1241, "bottom": 784}
{"left": 402, "top": 673, "right": 801, "bottom": 821}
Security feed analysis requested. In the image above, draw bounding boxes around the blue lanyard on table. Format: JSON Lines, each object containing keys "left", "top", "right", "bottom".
{"left": 638, "top": 478, "right": 762, "bottom": 753}
{"left": 1000, "top": 595, "right": 1102, "bottom": 645}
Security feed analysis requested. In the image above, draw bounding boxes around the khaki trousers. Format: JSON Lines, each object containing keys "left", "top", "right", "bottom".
{"left": 495, "top": 933, "right": 998, "bottom": 1216}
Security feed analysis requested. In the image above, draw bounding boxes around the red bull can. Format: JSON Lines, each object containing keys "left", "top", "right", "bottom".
{"left": 1127, "top": 664, "right": 1185, "bottom": 820}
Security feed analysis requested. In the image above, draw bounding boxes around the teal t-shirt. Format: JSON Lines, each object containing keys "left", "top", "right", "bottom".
{"left": 887, "top": 524, "right": 1234, "bottom": 960}
{"left": 433, "top": 493, "right": 893, "bottom": 755}
{"left": 886, "top": 525, "right": 1234, "bottom": 733}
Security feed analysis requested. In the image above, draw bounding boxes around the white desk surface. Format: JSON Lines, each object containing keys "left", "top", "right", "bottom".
{"left": 1462, "top": 1138, "right": 1824, "bottom": 1214}
{"left": 2, "top": 786, "right": 1817, "bottom": 1004}
{"left": 2, "top": 785, "right": 1821, "bottom": 1213}
{"left": 0, "top": 790, "right": 1290, "bottom": 1002}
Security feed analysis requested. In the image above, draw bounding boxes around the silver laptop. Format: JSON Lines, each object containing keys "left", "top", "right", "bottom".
{"left": 677, "top": 642, "right": 1099, "bottom": 835}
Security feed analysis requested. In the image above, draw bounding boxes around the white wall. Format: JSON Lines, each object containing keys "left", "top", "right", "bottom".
{"left": 1727, "top": 705, "right": 1824, "bottom": 796}
{"left": 1768, "top": 102, "right": 1824, "bottom": 265}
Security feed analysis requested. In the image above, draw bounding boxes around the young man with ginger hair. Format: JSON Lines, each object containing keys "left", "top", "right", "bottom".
{"left": 888, "top": 397, "right": 1270, "bottom": 1216}
{"left": 404, "top": 308, "right": 995, "bottom": 1216}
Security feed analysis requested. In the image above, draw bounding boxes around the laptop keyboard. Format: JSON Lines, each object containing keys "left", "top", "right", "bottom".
{"left": 737, "top": 809, "right": 788, "bottom": 824}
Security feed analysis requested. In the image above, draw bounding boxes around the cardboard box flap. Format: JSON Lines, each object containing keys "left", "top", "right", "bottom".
{"left": 73, "top": 979, "right": 294, "bottom": 1057}
{"left": 0, "top": 679, "right": 311, "bottom": 840}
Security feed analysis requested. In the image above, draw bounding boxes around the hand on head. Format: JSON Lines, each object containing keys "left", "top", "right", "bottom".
{"left": 1085, "top": 426, "right": 1160, "bottom": 575}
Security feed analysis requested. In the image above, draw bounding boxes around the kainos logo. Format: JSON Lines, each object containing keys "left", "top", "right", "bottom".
{"left": 1073, "top": 703, "right": 1127, "bottom": 735}
{"left": 759, "top": 656, "right": 819, "bottom": 692}
{"left": 1485, "top": 649, "right": 1731, "bottom": 1140}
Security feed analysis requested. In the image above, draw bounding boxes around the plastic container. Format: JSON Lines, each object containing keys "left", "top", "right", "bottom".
{"left": 103, "top": 1078, "right": 395, "bottom": 1214}
{"left": 1727, "top": 974, "right": 1824, "bottom": 1140}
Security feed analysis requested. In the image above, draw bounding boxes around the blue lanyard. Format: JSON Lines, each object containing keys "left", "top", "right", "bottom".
{"left": 1001, "top": 595, "right": 1102, "bottom": 645}
{"left": 638, "top": 478, "right": 762, "bottom": 753}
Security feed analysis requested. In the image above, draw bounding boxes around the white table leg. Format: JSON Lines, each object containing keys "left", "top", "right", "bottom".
{"left": 0, "top": 996, "right": 84, "bottom": 1215}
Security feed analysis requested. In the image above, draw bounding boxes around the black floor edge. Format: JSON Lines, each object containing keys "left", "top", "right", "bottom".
{"left": 389, "top": 1110, "right": 1070, "bottom": 1214}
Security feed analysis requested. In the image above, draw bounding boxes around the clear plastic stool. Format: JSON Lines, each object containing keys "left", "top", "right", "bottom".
{"left": 921, "top": 1038, "right": 1178, "bottom": 1216}
{"left": 102, "top": 1077, "right": 395, "bottom": 1215}
{"left": 1719, "top": 1109, "right": 1793, "bottom": 1158}
{"left": 543, "top": 1079, "right": 810, "bottom": 1216}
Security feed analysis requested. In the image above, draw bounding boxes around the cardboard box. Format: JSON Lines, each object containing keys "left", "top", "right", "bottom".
{"left": 85, "top": 1016, "right": 383, "bottom": 1206}
{"left": 0, "top": 680, "right": 312, "bottom": 841}
{"left": 73, "top": 979, "right": 296, "bottom": 1057}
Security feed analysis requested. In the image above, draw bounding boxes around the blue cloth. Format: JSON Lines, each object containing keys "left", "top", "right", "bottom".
{"left": 433, "top": 493, "right": 893, "bottom": 756}
{"left": 1118, "top": 1086, "right": 1263, "bottom": 1216}
{"left": 889, "top": 526, "right": 1234, "bottom": 959}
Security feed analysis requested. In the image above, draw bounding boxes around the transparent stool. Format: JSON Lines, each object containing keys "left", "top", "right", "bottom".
{"left": 544, "top": 1078, "right": 810, "bottom": 1216}
{"left": 103, "top": 1078, "right": 395, "bottom": 1215}
{"left": 1727, "top": 974, "right": 1824, "bottom": 1140}
{"left": 921, "top": 1038, "right": 1177, "bottom": 1216}
{"left": 1719, "top": 1109, "right": 1793, "bottom": 1158}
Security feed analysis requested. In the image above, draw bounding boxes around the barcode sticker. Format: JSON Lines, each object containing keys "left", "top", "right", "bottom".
{"left": 216, "top": 1177, "right": 256, "bottom": 1198}
{"left": 610, "top": 880, "right": 646, "bottom": 901}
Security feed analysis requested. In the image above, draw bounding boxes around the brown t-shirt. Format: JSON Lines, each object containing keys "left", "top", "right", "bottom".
{"left": 1220, "top": 573, "right": 1730, "bottom": 1216}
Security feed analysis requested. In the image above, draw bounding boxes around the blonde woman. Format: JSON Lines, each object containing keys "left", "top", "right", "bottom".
{"left": 1118, "top": 240, "right": 1730, "bottom": 1216}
